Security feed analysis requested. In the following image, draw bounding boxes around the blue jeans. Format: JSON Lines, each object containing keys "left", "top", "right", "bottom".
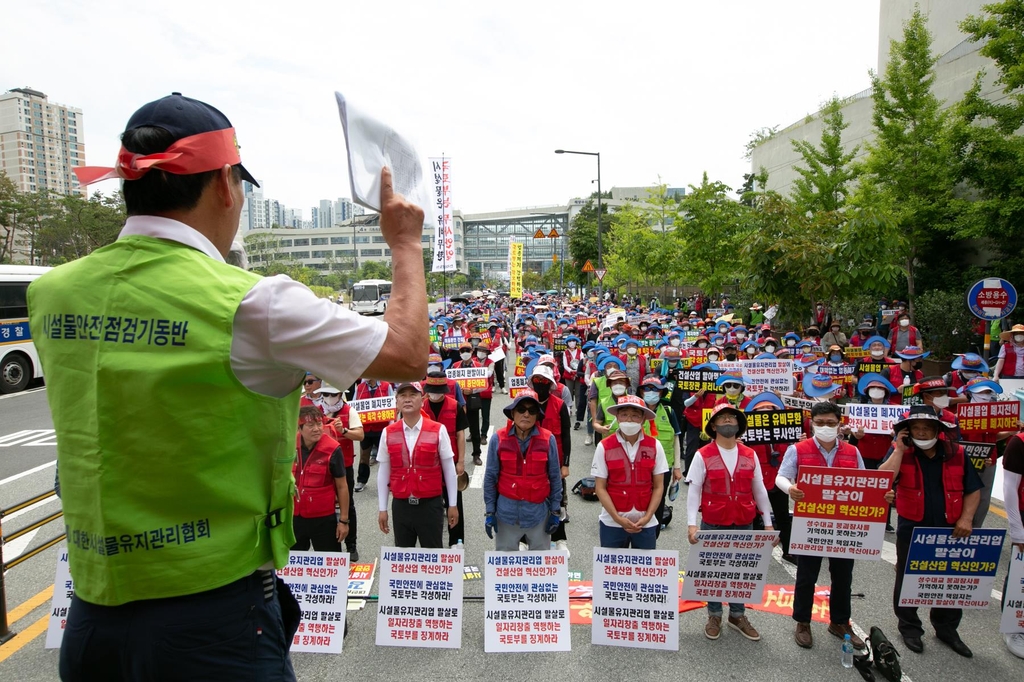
{"left": 599, "top": 522, "right": 657, "bottom": 549}
{"left": 701, "top": 521, "right": 752, "bottom": 617}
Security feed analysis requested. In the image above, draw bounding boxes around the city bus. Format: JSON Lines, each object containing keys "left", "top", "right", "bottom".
{"left": 350, "top": 279, "right": 392, "bottom": 315}
{"left": 0, "top": 265, "right": 51, "bottom": 393}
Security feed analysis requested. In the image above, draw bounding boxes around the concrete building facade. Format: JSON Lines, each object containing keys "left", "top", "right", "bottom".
{"left": 0, "top": 87, "right": 85, "bottom": 196}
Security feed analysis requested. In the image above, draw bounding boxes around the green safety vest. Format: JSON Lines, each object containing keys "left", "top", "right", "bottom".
{"left": 28, "top": 236, "right": 299, "bottom": 606}
{"left": 593, "top": 375, "right": 619, "bottom": 433}
{"left": 643, "top": 403, "right": 676, "bottom": 467}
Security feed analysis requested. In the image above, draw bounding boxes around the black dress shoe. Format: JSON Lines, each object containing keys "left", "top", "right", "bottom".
{"left": 937, "top": 634, "right": 973, "bottom": 658}
{"left": 902, "top": 635, "right": 924, "bottom": 653}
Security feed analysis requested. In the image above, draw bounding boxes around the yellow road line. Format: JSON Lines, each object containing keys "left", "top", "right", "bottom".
{"left": 7, "top": 585, "right": 53, "bottom": 626}
{"left": 990, "top": 503, "right": 1007, "bottom": 520}
{"left": 0, "top": 613, "right": 49, "bottom": 663}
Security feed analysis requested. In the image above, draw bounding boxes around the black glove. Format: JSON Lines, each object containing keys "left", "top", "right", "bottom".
{"left": 484, "top": 513, "right": 496, "bottom": 539}
{"left": 545, "top": 511, "right": 561, "bottom": 535}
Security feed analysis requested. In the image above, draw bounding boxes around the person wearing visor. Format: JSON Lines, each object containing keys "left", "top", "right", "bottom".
{"left": 378, "top": 382, "right": 460, "bottom": 549}
{"left": 776, "top": 401, "right": 868, "bottom": 652}
{"left": 714, "top": 373, "right": 750, "bottom": 410}
{"left": 422, "top": 371, "right": 469, "bottom": 547}
{"left": 639, "top": 376, "right": 683, "bottom": 530}
{"left": 890, "top": 345, "right": 928, "bottom": 389}
{"left": 591, "top": 364, "right": 631, "bottom": 440}
{"left": 879, "top": 406, "right": 982, "bottom": 657}
{"left": 301, "top": 374, "right": 322, "bottom": 407}
{"left": 483, "top": 389, "right": 563, "bottom": 551}
{"left": 314, "top": 383, "right": 364, "bottom": 561}
{"left": 688, "top": 403, "right": 776, "bottom": 642}
{"left": 943, "top": 353, "right": 989, "bottom": 400}
{"left": 452, "top": 341, "right": 488, "bottom": 466}
{"left": 993, "top": 323, "right": 1024, "bottom": 380}
{"left": 745, "top": 393, "right": 795, "bottom": 561}
{"left": 591, "top": 395, "right": 669, "bottom": 549}
{"left": 957, "top": 377, "right": 1015, "bottom": 528}
{"left": 29, "top": 93, "right": 427, "bottom": 679}
{"left": 292, "top": 406, "right": 351, "bottom": 553}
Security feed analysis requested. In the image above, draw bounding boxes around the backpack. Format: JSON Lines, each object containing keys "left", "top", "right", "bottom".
{"left": 868, "top": 626, "right": 902, "bottom": 682}
{"left": 572, "top": 477, "right": 598, "bottom": 501}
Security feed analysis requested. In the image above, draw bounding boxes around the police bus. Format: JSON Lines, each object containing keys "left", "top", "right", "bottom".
{"left": 350, "top": 279, "right": 391, "bottom": 315}
{"left": 0, "top": 265, "right": 51, "bottom": 393}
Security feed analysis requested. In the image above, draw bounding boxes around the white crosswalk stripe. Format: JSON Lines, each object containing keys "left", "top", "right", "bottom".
{"left": 469, "top": 426, "right": 494, "bottom": 489}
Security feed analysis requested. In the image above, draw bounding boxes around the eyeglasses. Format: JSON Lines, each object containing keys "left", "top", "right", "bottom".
{"left": 514, "top": 404, "right": 540, "bottom": 416}
{"left": 304, "top": 379, "right": 319, "bottom": 385}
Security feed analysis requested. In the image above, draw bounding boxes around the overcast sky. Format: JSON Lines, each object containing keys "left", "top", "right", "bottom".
{"left": 3, "top": 0, "right": 880, "bottom": 215}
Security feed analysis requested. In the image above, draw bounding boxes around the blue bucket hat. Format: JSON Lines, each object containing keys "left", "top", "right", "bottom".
{"left": 745, "top": 392, "right": 786, "bottom": 411}
{"left": 856, "top": 372, "right": 896, "bottom": 396}
{"left": 803, "top": 372, "right": 838, "bottom": 398}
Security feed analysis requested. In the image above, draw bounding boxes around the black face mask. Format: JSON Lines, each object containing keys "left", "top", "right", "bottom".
{"left": 912, "top": 361, "right": 923, "bottom": 370}
{"left": 715, "top": 424, "right": 740, "bottom": 439}
{"left": 725, "top": 353, "right": 737, "bottom": 361}
{"left": 534, "top": 383, "right": 551, "bottom": 400}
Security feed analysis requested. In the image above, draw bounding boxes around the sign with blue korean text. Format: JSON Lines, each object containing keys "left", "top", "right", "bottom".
{"left": 790, "top": 467, "right": 893, "bottom": 560}
{"left": 484, "top": 551, "right": 570, "bottom": 652}
{"left": 898, "top": 527, "right": 1005, "bottom": 609}
{"left": 0, "top": 318, "right": 30, "bottom": 345}
{"left": 680, "top": 531, "right": 777, "bottom": 605}
{"left": 376, "top": 548, "right": 464, "bottom": 648}
{"left": 279, "top": 551, "right": 349, "bottom": 653}
{"left": 45, "top": 551, "right": 74, "bottom": 649}
{"left": 591, "top": 549, "right": 679, "bottom": 650}
{"left": 967, "top": 278, "right": 1017, "bottom": 320}
{"left": 1001, "top": 549, "right": 1024, "bottom": 634}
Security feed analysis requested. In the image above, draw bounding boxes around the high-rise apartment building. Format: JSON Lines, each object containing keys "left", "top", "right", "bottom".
{"left": 0, "top": 87, "right": 86, "bottom": 196}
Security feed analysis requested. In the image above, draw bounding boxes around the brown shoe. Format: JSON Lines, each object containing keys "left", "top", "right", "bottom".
{"left": 728, "top": 614, "right": 761, "bottom": 641}
{"left": 705, "top": 615, "right": 722, "bottom": 640}
{"left": 828, "top": 622, "right": 866, "bottom": 650}
{"left": 795, "top": 622, "right": 813, "bottom": 649}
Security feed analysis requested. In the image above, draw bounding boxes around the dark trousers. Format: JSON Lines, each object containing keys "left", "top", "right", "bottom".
{"left": 494, "top": 359, "right": 506, "bottom": 389}
{"left": 654, "top": 471, "right": 673, "bottom": 533}
{"left": 575, "top": 382, "right": 589, "bottom": 422}
{"left": 683, "top": 422, "right": 702, "bottom": 475}
{"left": 754, "top": 487, "right": 792, "bottom": 554}
{"left": 793, "top": 555, "right": 854, "bottom": 625}
{"left": 550, "top": 479, "right": 568, "bottom": 542}
{"left": 466, "top": 403, "right": 482, "bottom": 458}
{"left": 60, "top": 570, "right": 298, "bottom": 682}
{"left": 393, "top": 495, "right": 444, "bottom": 548}
{"left": 862, "top": 458, "right": 893, "bottom": 528}
{"left": 344, "top": 465, "right": 357, "bottom": 549}
{"left": 480, "top": 398, "right": 492, "bottom": 445}
{"left": 599, "top": 523, "right": 657, "bottom": 549}
{"left": 357, "top": 430, "right": 383, "bottom": 485}
{"left": 442, "top": 488, "right": 465, "bottom": 546}
{"left": 292, "top": 514, "right": 339, "bottom": 552}
{"left": 893, "top": 532, "right": 963, "bottom": 639}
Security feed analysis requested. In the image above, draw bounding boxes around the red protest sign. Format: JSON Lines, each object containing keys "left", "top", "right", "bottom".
{"left": 956, "top": 401, "right": 1019, "bottom": 435}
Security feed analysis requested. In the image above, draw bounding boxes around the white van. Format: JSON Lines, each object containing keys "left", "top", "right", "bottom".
{"left": 0, "top": 265, "right": 51, "bottom": 393}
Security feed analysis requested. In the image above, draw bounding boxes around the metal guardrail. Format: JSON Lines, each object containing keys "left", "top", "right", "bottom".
{"left": 0, "top": 488, "right": 65, "bottom": 644}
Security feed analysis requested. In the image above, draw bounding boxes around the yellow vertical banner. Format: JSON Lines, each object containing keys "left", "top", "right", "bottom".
{"left": 509, "top": 241, "right": 523, "bottom": 298}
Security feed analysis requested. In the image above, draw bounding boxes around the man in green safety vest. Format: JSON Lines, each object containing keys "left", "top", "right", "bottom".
{"left": 639, "top": 375, "right": 683, "bottom": 530}
{"left": 28, "top": 93, "right": 427, "bottom": 680}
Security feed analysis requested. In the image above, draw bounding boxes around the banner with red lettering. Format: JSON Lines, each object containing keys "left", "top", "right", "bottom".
{"left": 591, "top": 549, "right": 678, "bottom": 650}
{"left": 280, "top": 551, "right": 350, "bottom": 653}
{"left": 376, "top": 548, "right": 463, "bottom": 648}
{"left": 790, "top": 467, "right": 893, "bottom": 560}
{"left": 956, "top": 401, "right": 1020, "bottom": 435}
{"left": 680, "top": 531, "right": 777, "bottom": 604}
{"left": 484, "top": 551, "right": 570, "bottom": 652}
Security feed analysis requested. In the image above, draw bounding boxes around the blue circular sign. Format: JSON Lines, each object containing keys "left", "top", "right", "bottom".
{"left": 966, "top": 278, "right": 1017, "bottom": 320}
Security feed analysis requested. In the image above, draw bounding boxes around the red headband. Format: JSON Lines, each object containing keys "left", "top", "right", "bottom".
{"left": 298, "top": 413, "right": 323, "bottom": 426}
{"left": 73, "top": 128, "right": 241, "bottom": 186}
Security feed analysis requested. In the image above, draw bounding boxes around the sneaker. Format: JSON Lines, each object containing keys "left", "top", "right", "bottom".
{"left": 1005, "top": 633, "right": 1024, "bottom": 659}
{"left": 827, "top": 622, "right": 865, "bottom": 650}
{"left": 555, "top": 540, "right": 570, "bottom": 556}
{"left": 559, "top": 507, "right": 568, "bottom": 522}
{"left": 519, "top": 542, "right": 528, "bottom": 552}
{"left": 885, "top": 524, "right": 895, "bottom": 533}
{"left": 794, "top": 622, "right": 813, "bottom": 649}
{"left": 347, "top": 547, "right": 359, "bottom": 563}
{"left": 369, "top": 456, "right": 378, "bottom": 467}
{"left": 353, "top": 481, "right": 365, "bottom": 492}
{"left": 573, "top": 422, "right": 581, "bottom": 431}
{"left": 728, "top": 615, "right": 761, "bottom": 641}
{"left": 704, "top": 615, "right": 722, "bottom": 640}
{"left": 584, "top": 436, "right": 593, "bottom": 445}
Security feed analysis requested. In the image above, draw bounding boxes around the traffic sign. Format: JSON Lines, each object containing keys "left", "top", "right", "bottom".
{"left": 552, "top": 254, "right": 558, "bottom": 263}
{"left": 548, "top": 229, "right": 559, "bottom": 238}
{"left": 594, "top": 268, "right": 607, "bottom": 282}
{"left": 967, "top": 278, "right": 1017, "bottom": 320}
{"left": 533, "top": 229, "right": 546, "bottom": 239}
{"left": 582, "top": 260, "right": 595, "bottom": 273}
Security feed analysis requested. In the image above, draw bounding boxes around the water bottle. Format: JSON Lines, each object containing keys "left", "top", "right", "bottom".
{"left": 841, "top": 634, "right": 854, "bottom": 668}
{"left": 456, "top": 539, "right": 464, "bottom": 550}
{"left": 668, "top": 480, "right": 680, "bottom": 502}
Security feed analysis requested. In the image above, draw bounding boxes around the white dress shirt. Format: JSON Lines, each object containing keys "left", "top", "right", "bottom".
{"left": 376, "top": 416, "right": 458, "bottom": 511}
{"left": 590, "top": 432, "right": 669, "bottom": 528}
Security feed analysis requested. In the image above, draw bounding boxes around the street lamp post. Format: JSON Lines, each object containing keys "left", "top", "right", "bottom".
{"left": 555, "top": 149, "right": 601, "bottom": 295}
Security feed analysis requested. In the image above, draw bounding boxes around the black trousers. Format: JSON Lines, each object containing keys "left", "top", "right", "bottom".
{"left": 893, "top": 532, "right": 963, "bottom": 639}
{"left": 754, "top": 487, "right": 793, "bottom": 554}
{"left": 393, "top": 495, "right": 444, "bottom": 548}
{"left": 683, "top": 422, "right": 702, "bottom": 476}
{"left": 292, "top": 514, "right": 339, "bottom": 552}
{"left": 575, "top": 381, "right": 589, "bottom": 422}
{"left": 654, "top": 471, "right": 673, "bottom": 533}
{"left": 494, "top": 359, "right": 506, "bottom": 389}
{"left": 862, "top": 458, "right": 894, "bottom": 528}
{"left": 442, "top": 488, "right": 465, "bottom": 546}
{"left": 344, "top": 464, "right": 357, "bottom": 549}
{"left": 793, "top": 555, "right": 854, "bottom": 625}
{"left": 550, "top": 479, "right": 568, "bottom": 542}
{"left": 466, "top": 403, "right": 483, "bottom": 458}
{"left": 357, "top": 430, "right": 383, "bottom": 484}
{"left": 60, "top": 570, "right": 298, "bottom": 682}
{"left": 480, "top": 398, "right": 492, "bottom": 446}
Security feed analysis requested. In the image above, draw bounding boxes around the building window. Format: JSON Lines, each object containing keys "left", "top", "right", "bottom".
{"left": 311, "top": 250, "right": 332, "bottom": 258}
{"left": 292, "top": 251, "right": 310, "bottom": 259}
{"left": 335, "top": 249, "right": 355, "bottom": 257}
{"left": 384, "top": 249, "right": 391, "bottom": 257}
{"left": 330, "top": 236, "right": 349, "bottom": 245}
{"left": 421, "top": 234, "right": 431, "bottom": 243}
{"left": 361, "top": 249, "right": 383, "bottom": 257}
{"left": 355, "top": 236, "right": 370, "bottom": 244}
{"left": 310, "top": 237, "right": 328, "bottom": 245}
{"left": 372, "top": 236, "right": 386, "bottom": 243}
{"left": 293, "top": 238, "right": 309, "bottom": 246}
{"left": 278, "top": 240, "right": 293, "bottom": 247}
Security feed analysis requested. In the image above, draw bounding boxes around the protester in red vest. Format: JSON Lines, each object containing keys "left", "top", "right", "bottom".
{"left": 423, "top": 372, "right": 469, "bottom": 547}
{"left": 879, "top": 406, "right": 982, "bottom": 658}
{"left": 314, "top": 384, "right": 365, "bottom": 561}
{"left": 293, "top": 406, "right": 350, "bottom": 552}
{"left": 994, "top": 323, "right": 1024, "bottom": 380}
{"left": 744, "top": 392, "right": 795, "bottom": 562}
{"left": 1002, "top": 433, "right": 1024, "bottom": 658}
{"left": 482, "top": 389, "right": 562, "bottom": 550}
{"left": 887, "top": 311, "right": 921, "bottom": 354}
{"left": 528, "top": 364, "right": 573, "bottom": 554}
{"left": 687, "top": 403, "right": 775, "bottom": 642}
{"left": 453, "top": 341, "right": 488, "bottom": 465}
{"left": 775, "top": 401, "right": 867, "bottom": 652}
{"left": 300, "top": 373, "right": 321, "bottom": 407}
{"left": 591, "top": 395, "right": 669, "bottom": 549}
{"left": 470, "top": 339, "right": 496, "bottom": 465}
{"left": 353, "top": 378, "right": 394, "bottom": 492}
{"left": 376, "top": 382, "right": 459, "bottom": 548}
{"left": 889, "top": 345, "right": 928, "bottom": 394}
{"left": 956, "top": 378, "right": 1016, "bottom": 529}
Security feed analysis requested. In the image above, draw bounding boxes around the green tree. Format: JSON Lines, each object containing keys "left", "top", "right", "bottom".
{"left": 356, "top": 260, "right": 392, "bottom": 281}
{"left": 790, "top": 96, "right": 860, "bottom": 213}
{"left": 674, "top": 173, "right": 748, "bottom": 296}
{"left": 566, "top": 192, "right": 611, "bottom": 287}
{"left": 0, "top": 171, "right": 19, "bottom": 262}
{"left": 605, "top": 203, "right": 659, "bottom": 291}
{"left": 853, "top": 9, "right": 959, "bottom": 318}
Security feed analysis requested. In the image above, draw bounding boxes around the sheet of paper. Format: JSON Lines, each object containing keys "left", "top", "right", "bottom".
{"left": 335, "top": 92, "right": 430, "bottom": 222}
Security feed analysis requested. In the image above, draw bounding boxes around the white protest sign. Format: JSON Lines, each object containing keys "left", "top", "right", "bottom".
{"left": 1001, "top": 549, "right": 1024, "bottom": 634}
{"left": 591, "top": 549, "right": 678, "bottom": 650}
{"left": 680, "top": 531, "right": 777, "bottom": 605}
{"left": 740, "top": 359, "right": 796, "bottom": 394}
{"left": 845, "top": 403, "right": 906, "bottom": 435}
{"left": 279, "top": 551, "right": 349, "bottom": 653}
{"left": 45, "top": 551, "right": 73, "bottom": 649}
{"left": 376, "top": 548, "right": 463, "bottom": 648}
{"left": 790, "top": 467, "right": 892, "bottom": 560}
{"left": 446, "top": 367, "right": 490, "bottom": 391}
{"left": 349, "top": 396, "right": 396, "bottom": 423}
{"left": 484, "top": 551, "right": 570, "bottom": 652}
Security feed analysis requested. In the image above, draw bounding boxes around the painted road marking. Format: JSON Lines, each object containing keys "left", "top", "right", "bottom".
{"left": 0, "top": 460, "right": 56, "bottom": 487}
{"left": 0, "top": 614, "right": 50, "bottom": 664}
{"left": 469, "top": 427, "right": 493, "bottom": 489}
{"left": 0, "top": 430, "right": 56, "bottom": 447}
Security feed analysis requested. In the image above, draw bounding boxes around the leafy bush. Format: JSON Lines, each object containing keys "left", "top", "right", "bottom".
{"left": 914, "top": 289, "right": 980, "bottom": 360}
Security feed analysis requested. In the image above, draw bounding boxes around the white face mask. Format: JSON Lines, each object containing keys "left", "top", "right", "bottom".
{"left": 764, "top": 345, "right": 776, "bottom": 353}
{"left": 642, "top": 391, "right": 660, "bottom": 405}
{"left": 322, "top": 394, "right": 341, "bottom": 406}
{"left": 627, "top": 347, "right": 638, "bottom": 356}
{"left": 868, "top": 388, "right": 886, "bottom": 400}
{"left": 707, "top": 353, "right": 720, "bottom": 362}
{"left": 477, "top": 351, "right": 488, "bottom": 359}
{"left": 611, "top": 384, "right": 627, "bottom": 396}
{"left": 567, "top": 341, "right": 577, "bottom": 348}
{"left": 617, "top": 421, "right": 642, "bottom": 436}
{"left": 587, "top": 351, "right": 596, "bottom": 359}
{"left": 813, "top": 425, "right": 839, "bottom": 442}
{"left": 972, "top": 391, "right": 995, "bottom": 402}
{"left": 460, "top": 352, "right": 471, "bottom": 361}
{"left": 714, "top": 340, "right": 725, "bottom": 347}
{"left": 1015, "top": 335, "right": 1024, "bottom": 344}
{"left": 932, "top": 395, "right": 950, "bottom": 408}
{"left": 670, "top": 338, "right": 681, "bottom": 347}
{"left": 560, "top": 325, "right": 568, "bottom": 330}
{"left": 900, "top": 319, "right": 910, "bottom": 328}
{"left": 870, "top": 349, "right": 885, "bottom": 359}
{"left": 697, "top": 342, "right": 708, "bottom": 349}
{"left": 747, "top": 348, "right": 757, "bottom": 356}
{"left": 427, "top": 392, "right": 445, "bottom": 403}
{"left": 786, "top": 340, "right": 796, "bottom": 347}
{"left": 725, "top": 387, "right": 742, "bottom": 397}
{"left": 961, "top": 371, "right": 979, "bottom": 380}
{"left": 912, "top": 437, "right": 937, "bottom": 450}
{"left": 736, "top": 333, "right": 746, "bottom": 340}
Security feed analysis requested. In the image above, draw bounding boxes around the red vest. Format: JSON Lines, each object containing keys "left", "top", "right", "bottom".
{"left": 385, "top": 419, "right": 444, "bottom": 500}
{"left": 795, "top": 437, "right": 860, "bottom": 480}
{"left": 540, "top": 394, "right": 565, "bottom": 466}
{"left": 322, "top": 404, "right": 355, "bottom": 467}
{"left": 895, "top": 442, "right": 965, "bottom": 524}
{"left": 1003, "top": 343, "right": 1023, "bottom": 378}
{"left": 856, "top": 432, "right": 893, "bottom": 462}
{"left": 601, "top": 434, "right": 658, "bottom": 513}
{"left": 496, "top": 426, "right": 553, "bottom": 504}
{"left": 422, "top": 396, "right": 460, "bottom": 463}
{"left": 751, "top": 443, "right": 786, "bottom": 490}
{"left": 293, "top": 434, "right": 341, "bottom": 518}
{"left": 470, "top": 357, "right": 494, "bottom": 399}
{"left": 299, "top": 395, "right": 317, "bottom": 408}
{"left": 888, "top": 364, "right": 922, "bottom": 390}
{"left": 888, "top": 325, "right": 919, "bottom": 349}
{"left": 355, "top": 381, "right": 393, "bottom": 432}
{"left": 698, "top": 442, "right": 758, "bottom": 526}
{"left": 684, "top": 392, "right": 718, "bottom": 428}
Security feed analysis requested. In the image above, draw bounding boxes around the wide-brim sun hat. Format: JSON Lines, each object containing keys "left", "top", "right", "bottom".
{"left": 606, "top": 394, "right": 656, "bottom": 421}
{"left": 704, "top": 403, "right": 748, "bottom": 439}
{"left": 502, "top": 388, "right": 545, "bottom": 419}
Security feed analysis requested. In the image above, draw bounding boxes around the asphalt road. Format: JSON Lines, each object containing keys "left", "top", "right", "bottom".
{"left": 1, "top": 384, "right": 1022, "bottom": 681}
